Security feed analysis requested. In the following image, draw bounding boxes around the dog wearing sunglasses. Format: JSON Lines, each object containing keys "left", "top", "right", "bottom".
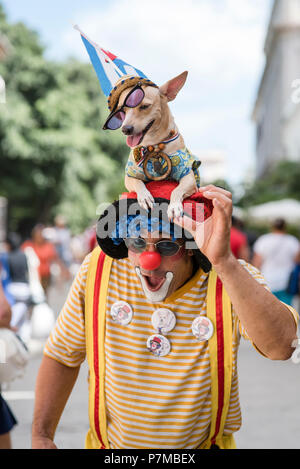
{"left": 103, "top": 72, "right": 201, "bottom": 220}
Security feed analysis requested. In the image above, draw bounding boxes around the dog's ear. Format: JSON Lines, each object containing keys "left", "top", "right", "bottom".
{"left": 159, "top": 71, "right": 188, "bottom": 102}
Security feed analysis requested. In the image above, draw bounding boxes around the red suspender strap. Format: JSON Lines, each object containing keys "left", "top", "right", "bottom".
{"left": 93, "top": 250, "right": 106, "bottom": 449}
{"left": 210, "top": 277, "right": 225, "bottom": 446}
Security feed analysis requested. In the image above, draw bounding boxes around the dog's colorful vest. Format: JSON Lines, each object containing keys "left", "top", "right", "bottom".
{"left": 126, "top": 147, "right": 201, "bottom": 187}
{"left": 84, "top": 248, "right": 236, "bottom": 449}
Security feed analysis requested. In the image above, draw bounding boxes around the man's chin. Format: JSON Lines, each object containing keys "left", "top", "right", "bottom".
{"left": 135, "top": 268, "right": 174, "bottom": 303}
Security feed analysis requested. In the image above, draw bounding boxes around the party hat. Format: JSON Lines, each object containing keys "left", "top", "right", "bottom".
{"left": 74, "top": 26, "right": 157, "bottom": 110}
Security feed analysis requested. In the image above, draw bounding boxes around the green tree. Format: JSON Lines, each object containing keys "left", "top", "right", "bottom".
{"left": 238, "top": 161, "right": 300, "bottom": 208}
{"left": 0, "top": 4, "right": 128, "bottom": 235}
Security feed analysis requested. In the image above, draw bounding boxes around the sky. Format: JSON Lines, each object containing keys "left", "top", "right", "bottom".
{"left": 1, "top": 0, "right": 273, "bottom": 187}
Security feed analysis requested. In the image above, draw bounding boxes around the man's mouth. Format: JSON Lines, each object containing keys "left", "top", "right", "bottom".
{"left": 135, "top": 267, "right": 174, "bottom": 303}
{"left": 141, "top": 272, "right": 166, "bottom": 292}
{"left": 126, "top": 120, "right": 155, "bottom": 148}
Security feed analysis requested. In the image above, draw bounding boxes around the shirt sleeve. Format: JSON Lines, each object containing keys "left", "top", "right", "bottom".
{"left": 232, "top": 260, "right": 299, "bottom": 351}
{"left": 44, "top": 253, "right": 92, "bottom": 367}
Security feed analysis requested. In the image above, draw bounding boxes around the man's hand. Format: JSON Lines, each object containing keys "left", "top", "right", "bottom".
{"left": 32, "top": 356, "right": 80, "bottom": 449}
{"left": 32, "top": 437, "right": 58, "bottom": 449}
{"left": 175, "top": 185, "right": 297, "bottom": 360}
{"left": 175, "top": 185, "right": 233, "bottom": 267}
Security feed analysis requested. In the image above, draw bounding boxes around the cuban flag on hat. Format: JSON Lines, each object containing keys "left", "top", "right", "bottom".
{"left": 74, "top": 25, "right": 148, "bottom": 97}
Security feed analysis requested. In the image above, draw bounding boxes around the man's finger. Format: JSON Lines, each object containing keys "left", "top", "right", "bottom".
{"left": 201, "top": 185, "right": 232, "bottom": 199}
{"left": 202, "top": 191, "right": 232, "bottom": 216}
{"left": 212, "top": 197, "right": 232, "bottom": 233}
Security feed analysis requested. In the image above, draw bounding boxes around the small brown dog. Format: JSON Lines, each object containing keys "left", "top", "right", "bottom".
{"left": 103, "top": 71, "right": 201, "bottom": 220}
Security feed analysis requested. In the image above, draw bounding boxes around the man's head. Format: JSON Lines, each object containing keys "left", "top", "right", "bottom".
{"left": 31, "top": 224, "right": 46, "bottom": 244}
{"left": 55, "top": 215, "right": 67, "bottom": 229}
{"left": 127, "top": 230, "right": 194, "bottom": 303}
{"left": 96, "top": 181, "right": 213, "bottom": 302}
{"left": 272, "top": 218, "right": 287, "bottom": 233}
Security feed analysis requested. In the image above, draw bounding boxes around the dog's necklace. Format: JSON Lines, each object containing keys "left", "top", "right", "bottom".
{"left": 133, "top": 130, "right": 180, "bottom": 182}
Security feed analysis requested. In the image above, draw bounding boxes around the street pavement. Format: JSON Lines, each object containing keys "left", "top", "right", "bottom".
{"left": 3, "top": 281, "right": 300, "bottom": 450}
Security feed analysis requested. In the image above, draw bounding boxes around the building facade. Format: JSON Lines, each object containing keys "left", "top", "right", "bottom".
{"left": 252, "top": 0, "right": 300, "bottom": 178}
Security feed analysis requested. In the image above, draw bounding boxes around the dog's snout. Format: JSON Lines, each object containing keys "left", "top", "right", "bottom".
{"left": 122, "top": 125, "right": 134, "bottom": 136}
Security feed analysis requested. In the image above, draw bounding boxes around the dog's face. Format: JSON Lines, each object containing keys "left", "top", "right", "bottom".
{"left": 117, "top": 71, "right": 188, "bottom": 148}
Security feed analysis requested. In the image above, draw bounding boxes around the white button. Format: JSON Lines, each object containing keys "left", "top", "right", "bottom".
{"left": 147, "top": 334, "right": 171, "bottom": 357}
{"left": 110, "top": 301, "right": 133, "bottom": 326}
{"left": 192, "top": 316, "right": 214, "bottom": 341}
{"left": 151, "top": 308, "right": 176, "bottom": 335}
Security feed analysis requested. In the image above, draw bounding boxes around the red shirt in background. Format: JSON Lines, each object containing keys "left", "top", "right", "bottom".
{"left": 22, "top": 241, "right": 57, "bottom": 278}
{"left": 230, "top": 226, "right": 248, "bottom": 258}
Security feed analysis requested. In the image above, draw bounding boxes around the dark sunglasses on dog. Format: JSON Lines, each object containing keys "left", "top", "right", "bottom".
{"left": 103, "top": 82, "right": 156, "bottom": 131}
{"left": 124, "top": 238, "right": 183, "bottom": 257}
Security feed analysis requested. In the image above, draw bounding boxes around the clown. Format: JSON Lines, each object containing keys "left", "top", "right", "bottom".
{"left": 33, "top": 181, "right": 298, "bottom": 450}
{"left": 32, "top": 31, "right": 299, "bottom": 451}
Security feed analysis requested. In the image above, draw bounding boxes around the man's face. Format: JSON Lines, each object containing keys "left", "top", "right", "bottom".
{"left": 128, "top": 232, "right": 194, "bottom": 302}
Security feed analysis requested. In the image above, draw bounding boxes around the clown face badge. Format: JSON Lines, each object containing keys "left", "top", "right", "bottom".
{"left": 192, "top": 316, "right": 214, "bottom": 341}
{"left": 147, "top": 334, "right": 171, "bottom": 357}
{"left": 110, "top": 301, "right": 133, "bottom": 326}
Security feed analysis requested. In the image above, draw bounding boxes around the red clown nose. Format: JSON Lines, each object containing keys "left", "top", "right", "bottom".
{"left": 139, "top": 251, "right": 161, "bottom": 271}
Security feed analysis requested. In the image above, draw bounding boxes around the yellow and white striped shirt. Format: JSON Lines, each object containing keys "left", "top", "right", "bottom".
{"left": 44, "top": 255, "right": 298, "bottom": 449}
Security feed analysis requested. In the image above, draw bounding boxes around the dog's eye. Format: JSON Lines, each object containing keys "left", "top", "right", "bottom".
{"left": 139, "top": 104, "right": 151, "bottom": 111}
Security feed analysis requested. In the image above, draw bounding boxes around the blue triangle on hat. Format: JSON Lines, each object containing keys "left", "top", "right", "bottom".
{"left": 74, "top": 25, "right": 148, "bottom": 97}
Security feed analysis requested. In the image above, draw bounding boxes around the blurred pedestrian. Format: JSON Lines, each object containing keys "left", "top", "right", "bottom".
{"left": 4, "top": 233, "right": 31, "bottom": 341}
{"left": 230, "top": 216, "right": 250, "bottom": 262}
{"left": 0, "top": 283, "right": 17, "bottom": 449}
{"left": 53, "top": 215, "right": 73, "bottom": 267}
{"left": 22, "top": 224, "right": 69, "bottom": 297}
{"left": 252, "top": 218, "right": 300, "bottom": 305}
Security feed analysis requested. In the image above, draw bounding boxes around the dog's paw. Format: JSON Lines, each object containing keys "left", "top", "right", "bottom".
{"left": 137, "top": 189, "right": 155, "bottom": 211}
{"left": 168, "top": 201, "right": 184, "bottom": 221}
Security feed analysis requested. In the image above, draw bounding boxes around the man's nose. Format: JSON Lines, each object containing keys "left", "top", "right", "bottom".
{"left": 122, "top": 125, "right": 134, "bottom": 135}
{"left": 139, "top": 250, "right": 161, "bottom": 271}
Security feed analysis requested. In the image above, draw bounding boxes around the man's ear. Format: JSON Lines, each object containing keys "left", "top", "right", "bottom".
{"left": 159, "top": 71, "right": 188, "bottom": 102}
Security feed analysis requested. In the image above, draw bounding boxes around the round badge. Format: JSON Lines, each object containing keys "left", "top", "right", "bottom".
{"left": 192, "top": 316, "right": 214, "bottom": 341}
{"left": 151, "top": 308, "right": 176, "bottom": 335}
{"left": 147, "top": 334, "right": 171, "bottom": 357}
{"left": 110, "top": 301, "right": 133, "bottom": 326}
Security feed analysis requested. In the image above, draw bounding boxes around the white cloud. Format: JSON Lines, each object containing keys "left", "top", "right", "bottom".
{"left": 65, "top": 0, "right": 268, "bottom": 83}
{"left": 61, "top": 0, "right": 272, "bottom": 184}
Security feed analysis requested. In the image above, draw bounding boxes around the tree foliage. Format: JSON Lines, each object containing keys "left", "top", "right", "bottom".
{"left": 0, "top": 4, "right": 128, "bottom": 235}
{"left": 238, "top": 161, "right": 300, "bottom": 208}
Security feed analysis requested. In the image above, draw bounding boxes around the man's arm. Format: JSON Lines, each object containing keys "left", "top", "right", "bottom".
{"left": 175, "top": 185, "right": 297, "bottom": 360}
{"left": 295, "top": 249, "right": 300, "bottom": 264}
{"left": 213, "top": 255, "right": 296, "bottom": 359}
{"left": 32, "top": 356, "right": 80, "bottom": 449}
{"left": 0, "top": 283, "right": 11, "bottom": 328}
